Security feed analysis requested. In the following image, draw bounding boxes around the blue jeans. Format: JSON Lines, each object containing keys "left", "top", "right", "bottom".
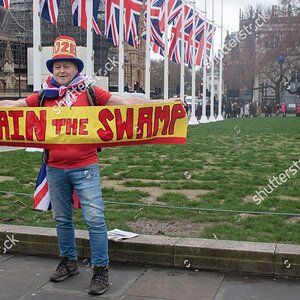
{"left": 46, "top": 164, "right": 109, "bottom": 267}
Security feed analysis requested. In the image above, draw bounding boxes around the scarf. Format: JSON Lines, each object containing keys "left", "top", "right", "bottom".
{"left": 42, "top": 74, "right": 88, "bottom": 106}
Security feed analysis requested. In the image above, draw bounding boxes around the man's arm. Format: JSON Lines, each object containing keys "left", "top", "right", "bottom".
{"left": 107, "top": 94, "right": 163, "bottom": 106}
{"left": 0, "top": 99, "right": 28, "bottom": 108}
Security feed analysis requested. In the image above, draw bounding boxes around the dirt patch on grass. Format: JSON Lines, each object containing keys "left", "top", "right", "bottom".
{"left": 286, "top": 217, "right": 300, "bottom": 224}
{"left": 242, "top": 195, "right": 256, "bottom": 203}
{"left": 24, "top": 181, "right": 36, "bottom": 188}
{"left": 233, "top": 213, "right": 258, "bottom": 223}
{"left": 127, "top": 219, "right": 212, "bottom": 237}
{"left": 1, "top": 194, "right": 14, "bottom": 199}
{"left": 102, "top": 179, "right": 210, "bottom": 204}
{"left": 0, "top": 176, "right": 14, "bottom": 182}
{"left": 278, "top": 195, "right": 300, "bottom": 202}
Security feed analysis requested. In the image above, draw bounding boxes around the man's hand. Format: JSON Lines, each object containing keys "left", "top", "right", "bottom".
{"left": 0, "top": 99, "right": 28, "bottom": 108}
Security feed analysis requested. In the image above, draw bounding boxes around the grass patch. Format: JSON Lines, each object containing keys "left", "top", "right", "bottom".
{"left": 122, "top": 180, "right": 161, "bottom": 187}
{"left": 1, "top": 117, "right": 300, "bottom": 243}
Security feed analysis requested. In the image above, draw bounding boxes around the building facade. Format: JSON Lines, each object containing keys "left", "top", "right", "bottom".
{"left": 223, "top": 6, "right": 300, "bottom": 111}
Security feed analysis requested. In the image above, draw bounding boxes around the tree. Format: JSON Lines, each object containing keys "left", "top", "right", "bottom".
{"left": 224, "top": 3, "right": 300, "bottom": 104}
{"left": 254, "top": 2, "right": 300, "bottom": 103}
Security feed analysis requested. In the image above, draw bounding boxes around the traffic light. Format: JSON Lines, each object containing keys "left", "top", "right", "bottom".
{"left": 134, "top": 81, "right": 139, "bottom": 92}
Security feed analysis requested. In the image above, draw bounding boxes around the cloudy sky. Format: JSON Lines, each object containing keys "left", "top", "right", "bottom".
{"left": 196, "top": 0, "right": 280, "bottom": 47}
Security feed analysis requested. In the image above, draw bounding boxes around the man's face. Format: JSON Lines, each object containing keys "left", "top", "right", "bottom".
{"left": 52, "top": 61, "right": 78, "bottom": 86}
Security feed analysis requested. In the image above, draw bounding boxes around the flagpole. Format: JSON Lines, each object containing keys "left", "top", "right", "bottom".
{"left": 163, "top": 0, "right": 169, "bottom": 101}
{"left": 145, "top": 0, "right": 151, "bottom": 99}
{"left": 180, "top": 0, "right": 185, "bottom": 103}
{"left": 216, "top": 0, "right": 224, "bottom": 121}
{"left": 209, "top": 0, "right": 216, "bottom": 122}
{"left": 188, "top": 0, "right": 198, "bottom": 125}
{"left": 118, "top": 0, "right": 125, "bottom": 94}
{"left": 86, "top": 0, "right": 93, "bottom": 77}
{"left": 33, "top": 0, "right": 41, "bottom": 91}
{"left": 199, "top": 0, "right": 208, "bottom": 124}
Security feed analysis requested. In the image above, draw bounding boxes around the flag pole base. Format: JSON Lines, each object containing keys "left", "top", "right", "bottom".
{"left": 216, "top": 114, "right": 224, "bottom": 121}
{"left": 209, "top": 115, "right": 216, "bottom": 122}
{"left": 199, "top": 116, "right": 209, "bottom": 123}
{"left": 188, "top": 116, "right": 199, "bottom": 125}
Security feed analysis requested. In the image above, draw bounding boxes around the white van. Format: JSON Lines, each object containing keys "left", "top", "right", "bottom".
{"left": 184, "top": 96, "right": 202, "bottom": 105}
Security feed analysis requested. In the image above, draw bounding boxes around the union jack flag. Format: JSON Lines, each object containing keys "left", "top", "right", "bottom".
{"left": 142, "top": 0, "right": 165, "bottom": 55}
{"left": 34, "top": 162, "right": 81, "bottom": 211}
{"left": 72, "top": 0, "right": 101, "bottom": 35}
{"left": 105, "top": 0, "right": 143, "bottom": 48}
{"left": 169, "top": 36, "right": 181, "bottom": 64}
{"left": 105, "top": 0, "right": 120, "bottom": 46}
{"left": 0, "top": 0, "right": 10, "bottom": 9}
{"left": 168, "top": 4, "right": 194, "bottom": 64}
{"left": 151, "top": 41, "right": 163, "bottom": 55}
{"left": 158, "top": 0, "right": 182, "bottom": 33}
{"left": 40, "top": 0, "right": 60, "bottom": 25}
{"left": 195, "top": 22, "right": 215, "bottom": 67}
{"left": 185, "top": 12, "right": 205, "bottom": 68}
{"left": 33, "top": 162, "right": 51, "bottom": 211}
{"left": 124, "top": 0, "right": 143, "bottom": 48}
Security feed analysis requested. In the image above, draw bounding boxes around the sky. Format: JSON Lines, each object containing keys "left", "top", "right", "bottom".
{"left": 150, "top": 0, "right": 280, "bottom": 59}
{"left": 196, "top": 0, "right": 280, "bottom": 48}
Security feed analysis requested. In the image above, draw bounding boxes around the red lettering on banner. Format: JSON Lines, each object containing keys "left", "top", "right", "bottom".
{"left": 8, "top": 111, "right": 24, "bottom": 140}
{"left": 26, "top": 110, "right": 46, "bottom": 141}
{"left": 169, "top": 104, "right": 186, "bottom": 134}
{"left": 52, "top": 118, "right": 89, "bottom": 136}
{"left": 153, "top": 106, "right": 170, "bottom": 136}
{"left": 79, "top": 119, "right": 88, "bottom": 135}
{"left": 0, "top": 111, "right": 10, "bottom": 140}
{"left": 136, "top": 107, "right": 153, "bottom": 139}
{"left": 97, "top": 109, "right": 114, "bottom": 141}
{"left": 115, "top": 108, "right": 134, "bottom": 140}
{"left": 52, "top": 119, "right": 66, "bottom": 135}
{"left": 66, "top": 118, "right": 78, "bottom": 135}
{"left": 0, "top": 104, "right": 187, "bottom": 147}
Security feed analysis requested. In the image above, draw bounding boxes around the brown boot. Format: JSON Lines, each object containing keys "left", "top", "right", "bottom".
{"left": 88, "top": 266, "right": 109, "bottom": 295}
{"left": 50, "top": 257, "right": 79, "bottom": 282}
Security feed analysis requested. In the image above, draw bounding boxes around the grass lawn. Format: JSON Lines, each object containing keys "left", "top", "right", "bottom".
{"left": 0, "top": 117, "right": 300, "bottom": 244}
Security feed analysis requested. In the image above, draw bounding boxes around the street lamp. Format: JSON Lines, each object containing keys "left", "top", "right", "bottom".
{"left": 277, "top": 55, "right": 285, "bottom": 105}
{"left": 16, "top": 32, "right": 22, "bottom": 99}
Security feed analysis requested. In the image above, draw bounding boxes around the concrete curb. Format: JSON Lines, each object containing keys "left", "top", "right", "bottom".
{"left": 0, "top": 224, "right": 300, "bottom": 277}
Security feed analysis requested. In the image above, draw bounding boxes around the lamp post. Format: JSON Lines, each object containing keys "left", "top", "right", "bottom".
{"left": 277, "top": 55, "right": 285, "bottom": 105}
{"left": 17, "top": 32, "right": 22, "bottom": 99}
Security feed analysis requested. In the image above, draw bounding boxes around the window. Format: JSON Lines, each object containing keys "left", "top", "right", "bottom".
{"left": 264, "top": 34, "right": 280, "bottom": 49}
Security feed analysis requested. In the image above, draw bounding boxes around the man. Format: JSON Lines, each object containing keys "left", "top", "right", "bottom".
{"left": 0, "top": 36, "right": 160, "bottom": 296}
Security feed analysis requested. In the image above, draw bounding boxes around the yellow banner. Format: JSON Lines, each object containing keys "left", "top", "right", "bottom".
{"left": 0, "top": 102, "right": 187, "bottom": 149}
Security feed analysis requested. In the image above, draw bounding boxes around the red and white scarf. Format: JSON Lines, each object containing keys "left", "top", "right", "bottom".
{"left": 42, "top": 74, "right": 88, "bottom": 106}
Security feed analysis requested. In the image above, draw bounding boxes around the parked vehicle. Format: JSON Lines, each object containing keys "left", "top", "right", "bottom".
{"left": 184, "top": 96, "right": 202, "bottom": 106}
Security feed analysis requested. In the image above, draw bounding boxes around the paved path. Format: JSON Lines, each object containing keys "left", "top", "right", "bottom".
{"left": 0, "top": 146, "right": 25, "bottom": 152}
{"left": 1, "top": 254, "right": 300, "bottom": 300}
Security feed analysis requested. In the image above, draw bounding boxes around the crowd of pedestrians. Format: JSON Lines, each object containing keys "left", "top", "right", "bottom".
{"left": 220, "top": 101, "right": 296, "bottom": 119}
{"left": 184, "top": 98, "right": 299, "bottom": 119}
